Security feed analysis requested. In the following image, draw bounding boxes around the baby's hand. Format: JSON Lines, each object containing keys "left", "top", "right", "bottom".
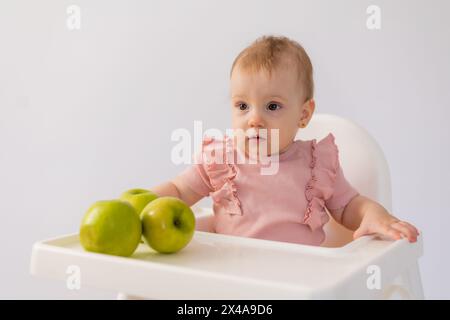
{"left": 353, "top": 209, "right": 420, "bottom": 243}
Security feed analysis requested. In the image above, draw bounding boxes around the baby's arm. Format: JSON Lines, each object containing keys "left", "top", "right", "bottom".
{"left": 331, "top": 195, "right": 420, "bottom": 243}
{"left": 150, "top": 175, "right": 205, "bottom": 207}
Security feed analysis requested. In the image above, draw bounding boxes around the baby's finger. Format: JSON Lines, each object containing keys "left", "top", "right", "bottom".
{"left": 390, "top": 223, "right": 417, "bottom": 242}
{"left": 381, "top": 224, "right": 402, "bottom": 241}
{"left": 398, "top": 221, "right": 420, "bottom": 236}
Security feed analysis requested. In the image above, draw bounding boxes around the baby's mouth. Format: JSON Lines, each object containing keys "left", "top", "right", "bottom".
{"left": 247, "top": 136, "right": 265, "bottom": 141}
{"left": 246, "top": 132, "right": 267, "bottom": 141}
{"left": 245, "top": 135, "right": 270, "bottom": 155}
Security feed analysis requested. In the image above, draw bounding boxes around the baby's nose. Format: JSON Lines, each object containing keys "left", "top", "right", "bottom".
{"left": 248, "top": 111, "right": 265, "bottom": 128}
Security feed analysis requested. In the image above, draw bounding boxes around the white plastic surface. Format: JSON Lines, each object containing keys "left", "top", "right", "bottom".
{"left": 30, "top": 208, "right": 424, "bottom": 300}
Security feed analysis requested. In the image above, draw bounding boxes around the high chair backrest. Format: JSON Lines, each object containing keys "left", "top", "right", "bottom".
{"left": 297, "top": 113, "right": 392, "bottom": 247}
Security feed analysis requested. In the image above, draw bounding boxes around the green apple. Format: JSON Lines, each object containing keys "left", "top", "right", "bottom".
{"left": 120, "top": 188, "right": 159, "bottom": 244}
{"left": 119, "top": 188, "right": 159, "bottom": 218}
{"left": 79, "top": 199, "right": 142, "bottom": 257}
{"left": 141, "top": 196, "right": 195, "bottom": 254}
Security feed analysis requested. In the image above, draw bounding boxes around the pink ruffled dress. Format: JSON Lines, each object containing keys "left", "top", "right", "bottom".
{"left": 178, "top": 133, "right": 359, "bottom": 246}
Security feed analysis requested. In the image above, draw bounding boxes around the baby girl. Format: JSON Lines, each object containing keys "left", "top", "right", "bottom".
{"left": 151, "top": 35, "right": 419, "bottom": 246}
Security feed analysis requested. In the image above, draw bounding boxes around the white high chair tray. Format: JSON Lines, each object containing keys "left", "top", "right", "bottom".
{"left": 30, "top": 227, "right": 423, "bottom": 299}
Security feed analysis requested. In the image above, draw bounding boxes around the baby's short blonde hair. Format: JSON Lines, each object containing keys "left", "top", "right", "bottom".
{"left": 230, "top": 35, "right": 314, "bottom": 102}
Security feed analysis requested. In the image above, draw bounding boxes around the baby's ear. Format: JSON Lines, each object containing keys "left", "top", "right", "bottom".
{"left": 299, "top": 99, "right": 315, "bottom": 127}
{"left": 307, "top": 98, "right": 316, "bottom": 111}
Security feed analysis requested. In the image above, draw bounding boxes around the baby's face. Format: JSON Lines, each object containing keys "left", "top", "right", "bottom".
{"left": 230, "top": 64, "right": 309, "bottom": 158}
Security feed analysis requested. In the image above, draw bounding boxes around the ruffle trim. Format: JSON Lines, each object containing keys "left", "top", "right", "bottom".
{"left": 303, "top": 133, "right": 339, "bottom": 231}
{"left": 201, "top": 135, "right": 243, "bottom": 216}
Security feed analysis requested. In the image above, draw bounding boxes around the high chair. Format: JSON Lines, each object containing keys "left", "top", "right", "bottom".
{"left": 30, "top": 113, "right": 424, "bottom": 299}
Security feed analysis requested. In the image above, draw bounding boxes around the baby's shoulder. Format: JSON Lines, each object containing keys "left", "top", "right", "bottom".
{"left": 200, "top": 135, "right": 233, "bottom": 153}
{"left": 296, "top": 132, "right": 337, "bottom": 152}
{"left": 314, "top": 132, "right": 338, "bottom": 155}
{"left": 192, "top": 135, "right": 233, "bottom": 164}
{"left": 298, "top": 132, "right": 339, "bottom": 171}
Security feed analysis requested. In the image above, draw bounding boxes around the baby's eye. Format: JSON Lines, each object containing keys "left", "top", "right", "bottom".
{"left": 237, "top": 103, "right": 248, "bottom": 111}
{"left": 267, "top": 103, "right": 282, "bottom": 111}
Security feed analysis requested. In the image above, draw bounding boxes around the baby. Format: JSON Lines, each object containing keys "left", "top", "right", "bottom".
{"left": 151, "top": 35, "right": 419, "bottom": 246}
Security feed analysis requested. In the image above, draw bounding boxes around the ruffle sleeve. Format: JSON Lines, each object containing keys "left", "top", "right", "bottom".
{"left": 203, "top": 135, "right": 243, "bottom": 216}
{"left": 302, "top": 133, "right": 359, "bottom": 231}
{"left": 179, "top": 135, "right": 242, "bottom": 215}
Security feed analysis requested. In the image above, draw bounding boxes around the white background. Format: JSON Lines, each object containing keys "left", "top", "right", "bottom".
{"left": 0, "top": 0, "right": 449, "bottom": 299}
